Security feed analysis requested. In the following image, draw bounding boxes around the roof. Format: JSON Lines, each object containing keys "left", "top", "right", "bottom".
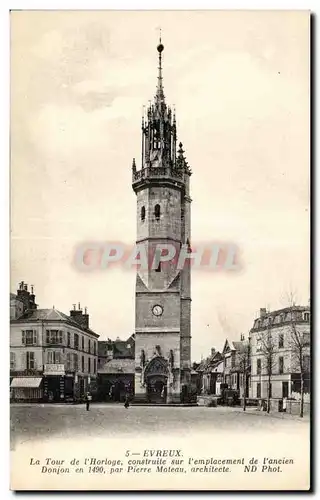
{"left": 98, "top": 358, "right": 135, "bottom": 374}
{"left": 251, "top": 305, "right": 310, "bottom": 331}
{"left": 99, "top": 334, "right": 135, "bottom": 359}
{"left": 196, "top": 351, "right": 223, "bottom": 372}
{"left": 11, "top": 308, "right": 99, "bottom": 338}
{"left": 222, "top": 339, "right": 248, "bottom": 355}
{"left": 10, "top": 293, "right": 23, "bottom": 302}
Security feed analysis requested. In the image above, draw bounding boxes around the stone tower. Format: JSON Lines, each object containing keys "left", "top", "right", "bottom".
{"left": 132, "top": 37, "right": 192, "bottom": 404}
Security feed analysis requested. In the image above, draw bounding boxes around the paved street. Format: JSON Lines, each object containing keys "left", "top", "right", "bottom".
{"left": 11, "top": 403, "right": 309, "bottom": 449}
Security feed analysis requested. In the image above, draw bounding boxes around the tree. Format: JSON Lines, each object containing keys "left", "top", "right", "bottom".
{"left": 238, "top": 340, "right": 251, "bottom": 412}
{"left": 259, "top": 325, "right": 278, "bottom": 413}
{"left": 286, "top": 291, "right": 310, "bottom": 418}
{"left": 288, "top": 309, "right": 310, "bottom": 418}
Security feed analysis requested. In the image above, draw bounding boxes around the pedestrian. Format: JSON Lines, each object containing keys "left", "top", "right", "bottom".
{"left": 283, "top": 397, "right": 287, "bottom": 413}
{"left": 86, "top": 392, "right": 92, "bottom": 411}
{"left": 124, "top": 393, "right": 130, "bottom": 409}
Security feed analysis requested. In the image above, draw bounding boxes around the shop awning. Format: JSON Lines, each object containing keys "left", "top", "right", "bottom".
{"left": 10, "top": 377, "right": 42, "bottom": 388}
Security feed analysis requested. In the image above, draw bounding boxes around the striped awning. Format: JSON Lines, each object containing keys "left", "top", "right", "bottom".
{"left": 10, "top": 377, "right": 42, "bottom": 388}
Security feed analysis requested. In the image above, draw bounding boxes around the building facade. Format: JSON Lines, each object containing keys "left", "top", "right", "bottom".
{"left": 249, "top": 306, "right": 310, "bottom": 401}
{"left": 199, "top": 349, "right": 224, "bottom": 396}
{"left": 131, "top": 39, "right": 192, "bottom": 403}
{"left": 97, "top": 335, "right": 135, "bottom": 401}
{"left": 10, "top": 282, "right": 99, "bottom": 402}
{"left": 222, "top": 337, "right": 250, "bottom": 399}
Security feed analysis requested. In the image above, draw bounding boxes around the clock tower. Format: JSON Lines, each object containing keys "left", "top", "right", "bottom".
{"left": 132, "top": 38, "right": 192, "bottom": 404}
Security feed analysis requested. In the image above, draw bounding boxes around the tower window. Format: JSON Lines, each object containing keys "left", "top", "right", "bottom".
{"left": 141, "top": 206, "right": 146, "bottom": 222}
{"left": 155, "top": 204, "right": 161, "bottom": 221}
{"left": 156, "top": 261, "right": 161, "bottom": 272}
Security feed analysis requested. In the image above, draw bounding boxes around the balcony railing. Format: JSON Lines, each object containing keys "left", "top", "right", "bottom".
{"left": 133, "top": 166, "right": 184, "bottom": 184}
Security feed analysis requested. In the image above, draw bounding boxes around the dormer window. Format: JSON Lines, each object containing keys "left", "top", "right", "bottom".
{"left": 303, "top": 312, "right": 310, "bottom": 322}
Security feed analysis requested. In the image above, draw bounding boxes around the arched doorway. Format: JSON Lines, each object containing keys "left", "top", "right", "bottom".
{"left": 144, "top": 357, "right": 169, "bottom": 404}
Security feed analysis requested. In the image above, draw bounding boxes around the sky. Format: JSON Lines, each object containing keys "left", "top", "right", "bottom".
{"left": 10, "top": 10, "right": 310, "bottom": 360}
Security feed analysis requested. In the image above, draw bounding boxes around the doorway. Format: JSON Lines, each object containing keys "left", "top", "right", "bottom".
{"left": 282, "top": 381, "right": 289, "bottom": 398}
{"left": 146, "top": 375, "right": 167, "bottom": 403}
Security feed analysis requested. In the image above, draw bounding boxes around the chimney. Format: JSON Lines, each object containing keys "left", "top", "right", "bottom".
{"left": 70, "top": 303, "right": 89, "bottom": 329}
{"left": 240, "top": 333, "right": 245, "bottom": 341}
{"left": 28, "top": 284, "right": 37, "bottom": 310}
{"left": 16, "top": 282, "right": 31, "bottom": 311}
{"left": 82, "top": 307, "right": 89, "bottom": 329}
{"left": 211, "top": 348, "right": 216, "bottom": 357}
{"left": 260, "top": 308, "right": 267, "bottom": 318}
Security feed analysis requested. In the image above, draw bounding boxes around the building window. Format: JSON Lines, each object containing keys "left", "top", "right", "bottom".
{"left": 141, "top": 206, "right": 146, "bottom": 222}
{"left": 88, "top": 357, "right": 91, "bottom": 373}
{"left": 303, "top": 355, "right": 310, "bottom": 372}
{"left": 82, "top": 336, "right": 84, "bottom": 350}
{"left": 10, "top": 352, "right": 16, "bottom": 370}
{"left": 303, "top": 332, "right": 310, "bottom": 345}
{"left": 82, "top": 355, "right": 85, "bottom": 372}
{"left": 66, "top": 353, "right": 71, "bottom": 371}
{"left": 88, "top": 340, "right": 91, "bottom": 354}
{"left": 22, "top": 330, "right": 37, "bottom": 346}
{"left": 279, "top": 356, "right": 284, "bottom": 374}
{"left": 231, "top": 355, "right": 235, "bottom": 368}
{"left": 73, "top": 353, "right": 78, "bottom": 371}
{"left": 278, "top": 333, "right": 284, "bottom": 348}
{"left": 257, "top": 383, "right": 261, "bottom": 398}
{"left": 269, "top": 383, "right": 273, "bottom": 398}
{"left": 74, "top": 333, "right": 79, "bottom": 350}
{"left": 257, "top": 358, "right": 261, "bottom": 375}
{"left": 303, "top": 312, "right": 310, "bottom": 322}
{"left": 46, "top": 330, "right": 63, "bottom": 345}
{"left": 94, "top": 342, "right": 96, "bottom": 356}
{"left": 154, "top": 204, "right": 161, "bottom": 221}
{"left": 47, "top": 351, "right": 61, "bottom": 364}
{"left": 94, "top": 359, "right": 96, "bottom": 373}
{"left": 67, "top": 332, "right": 71, "bottom": 347}
{"left": 26, "top": 351, "right": 35, "bottom": 370}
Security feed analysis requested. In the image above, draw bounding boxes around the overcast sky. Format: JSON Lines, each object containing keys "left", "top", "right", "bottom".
{"left": 11, "top": 10, "right": 310, "bottom": 359}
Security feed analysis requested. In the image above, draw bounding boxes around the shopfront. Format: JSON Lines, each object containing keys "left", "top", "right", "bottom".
{"left": 10, "top": 377, "right": 43, "bottom": 401}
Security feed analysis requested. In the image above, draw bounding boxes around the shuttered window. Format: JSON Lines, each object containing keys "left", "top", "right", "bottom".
{"left": 66, "top": 353, "right": 71, "bottom": 371}
{"left": 46, "top": 330, "right": 63, "bottom": 345}
{"left": 10, "top": 352, "right": 16, "bottom": 370}
{"left": 73, "top": 353, "right": 78, "bottom": 371}
{"left": 26, "top": 351, "right": 35, "bottom": 370}
{"left": 22, "top": 330, "right": 37, "bottom": 346}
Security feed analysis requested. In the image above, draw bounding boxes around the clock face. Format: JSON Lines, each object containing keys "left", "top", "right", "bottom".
{"left": 152, "top": 305, "right": 163, "bottom": 317}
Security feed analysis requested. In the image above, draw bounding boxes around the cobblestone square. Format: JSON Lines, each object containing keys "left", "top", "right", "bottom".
{"left": 11, "top": 403, "right": 309, "bottom": 449}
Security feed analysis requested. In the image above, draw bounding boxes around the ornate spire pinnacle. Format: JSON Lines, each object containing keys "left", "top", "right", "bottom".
{"left": 155, "top": 29, "right": 165, "bottom": 105}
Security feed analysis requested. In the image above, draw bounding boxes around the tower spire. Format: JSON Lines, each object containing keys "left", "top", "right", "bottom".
{"left": 156, "top": 30, "right": 165, "bottom": 105}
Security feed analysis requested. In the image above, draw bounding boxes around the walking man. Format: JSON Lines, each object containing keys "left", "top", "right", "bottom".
{"left": 124, "top": 393, "right": 130, "bottom": 409}
{"left": 86, "top": 391, "right": 92, "bottom": 411}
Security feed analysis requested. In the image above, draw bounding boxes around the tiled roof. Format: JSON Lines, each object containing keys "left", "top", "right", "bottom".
{"left": 251, "top": 305, "right": 310, "bottom": 331}
{"left": 98, "top": 334, "right": 135, "bottom": 359}
{"left": 11, "top": 308, "right": 99, "bottom": 337}
{"left": 232, "top": 341, "right": 249, "bottom": 353}
{"left": 98, "top": 358, "right": 135, "bottom": 374}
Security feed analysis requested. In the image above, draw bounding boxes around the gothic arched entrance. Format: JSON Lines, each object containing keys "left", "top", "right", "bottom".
{"left": 144, "top": 357, "right": 169, "bottom": 404}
